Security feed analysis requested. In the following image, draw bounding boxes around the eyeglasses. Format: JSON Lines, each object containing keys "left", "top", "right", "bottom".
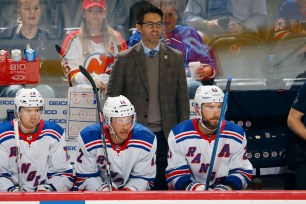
{"left": 141, "top": 21, "right": 163, "bottom": 28}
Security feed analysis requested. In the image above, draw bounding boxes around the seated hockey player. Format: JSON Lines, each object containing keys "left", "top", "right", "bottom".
{"left": 0, "top": 88, "right": 73, "bottom": 192}
{"left": 165, "top": 85, "right": 253, "bottom": 191}
{"left": 75, "top": 95, "right": 157, "bottom": 191}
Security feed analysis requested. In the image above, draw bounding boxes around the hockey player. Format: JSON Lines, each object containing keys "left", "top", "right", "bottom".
{"left": 0, "top": 88, "right": 73, "bottom": 192}
{"left": 165, "top": 85, "right": 252, "bottom": 191}
{"left": 75, "top": 95, "right": 157, "bottom": 191}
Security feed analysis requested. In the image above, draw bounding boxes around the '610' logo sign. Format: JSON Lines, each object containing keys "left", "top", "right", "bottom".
{"left": 9, "top": 63, "right": 27, "bottom": 80}
{"left": 10, "top": 63, "right": 26, "bottom": 71}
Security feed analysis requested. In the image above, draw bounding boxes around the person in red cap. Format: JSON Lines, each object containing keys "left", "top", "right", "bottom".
{"left": 60, "top": 0, "right": 127, "bottom": 89}
{"left": 82, "top": 0, "right": 107, "bottom": 10}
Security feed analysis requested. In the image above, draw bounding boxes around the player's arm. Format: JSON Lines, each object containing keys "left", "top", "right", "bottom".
{"left": 46, "top": 131, "right": 74, "bottom": 192}
{"left": 75, "top": 134, "right": 104, "bottom": 191}
{"left": 166, "top": 131, "right": 203, "bottom": 190}
{"left": 0, "top": 145, "right": 15, "bottom": 191}
{"left": 224, "top": 133, "right": 253, "bottom": 190}
{"left": 288, "top": 108, "right": 306, "bottom": 140}
{"left": 124, "top": 136, "right": 157, "bottom": 191}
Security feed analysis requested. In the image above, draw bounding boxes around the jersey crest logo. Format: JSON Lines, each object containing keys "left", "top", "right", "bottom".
{"left": 84, "top": 53, "right": 114, "bottom": 75}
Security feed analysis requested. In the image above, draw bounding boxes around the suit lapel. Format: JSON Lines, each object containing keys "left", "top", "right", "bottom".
{"left": 134, "top": 43, "right": 149, "bottom": 94}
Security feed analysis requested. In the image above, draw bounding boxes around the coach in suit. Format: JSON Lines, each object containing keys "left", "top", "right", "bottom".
{"left": 107, "top": 6, "right": 190, "bottom": 190}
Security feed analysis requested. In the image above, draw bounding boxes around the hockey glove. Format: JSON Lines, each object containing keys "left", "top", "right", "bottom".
{"left": 121, "top": 187, "right": 132, "bottom": 191}
{"left": 36, "top": 184, "right": 57, "bottom": 192}
{"left": 186, "top": 181, "right": 206, "bottom": 191}
{"left": 97, "top": 182, "right": 118, "bottom": 191}
{"left": 212, "top": 184, "right": 232, "bottom": 191}
{"left": 7, "top": 184, "right": 23, "bottom": 192}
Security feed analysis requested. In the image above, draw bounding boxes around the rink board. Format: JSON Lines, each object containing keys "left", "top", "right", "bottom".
{"left": 0, "top": 191, "right": 306, "bottom": 203}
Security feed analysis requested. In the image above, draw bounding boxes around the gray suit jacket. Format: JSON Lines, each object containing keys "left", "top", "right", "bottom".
{"left": 107, "top": 42, "right": 190, "bottom": 138}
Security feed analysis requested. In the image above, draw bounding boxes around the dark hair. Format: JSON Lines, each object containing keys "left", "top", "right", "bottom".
{"left": 136, "top": 6, "right": 163, "bottom": 25}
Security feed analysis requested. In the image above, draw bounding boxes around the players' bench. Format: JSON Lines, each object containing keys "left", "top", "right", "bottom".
{"left": 226, "top": 89, "right": 296, "bottom": 175}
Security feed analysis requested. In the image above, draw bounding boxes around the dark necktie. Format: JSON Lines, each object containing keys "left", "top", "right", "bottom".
{"left": 149, "top": 50, "right": 157, "bottom": 58}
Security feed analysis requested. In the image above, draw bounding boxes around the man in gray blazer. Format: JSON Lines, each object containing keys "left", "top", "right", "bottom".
{"left": 107, "top": 6, "right": 190, "bottom": 190}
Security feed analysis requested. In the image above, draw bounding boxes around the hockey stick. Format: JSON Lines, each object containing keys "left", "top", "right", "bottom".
{"left": 205, "top": 76, "right": 232, "bottom": 190}
{"left": 55, "top": 44, "right": 62, "bottom": 55}
{"left": 13, "top": 119, "right": 24, "bottom": 192}
{"left": 79, "top": 65, "right": 113, "bottom": 191}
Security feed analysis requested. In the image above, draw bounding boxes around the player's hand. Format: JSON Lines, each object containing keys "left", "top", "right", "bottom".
{"left": 7, "top": 184, "right": 26, "bottom": 192}
{"left": 212, "top": 184, "right": 232, "bottom": 191}
{"left": 120, "top": 187, "right": 132, "bottom": 191}
{"left": 186, "top": 181, "right": 206, "bottom": 191}
{"left": 195, "top": 65, "right": 214, "bottom": 81}
{"left": 7, "top": 184, "right": 21, "bottom": 192}
{"left": 36, "top": 184, "right": 56, "bottom": 192}
{"left": 97, "top": 182, "right": 118, "bottom": 191}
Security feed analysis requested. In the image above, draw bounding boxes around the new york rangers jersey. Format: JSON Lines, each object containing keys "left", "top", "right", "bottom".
{"left": 76, "top": 123, "right": 157, "bottom": 191}
{"left": 166, "top": 119, "right": 252, "bottom": 190}
{"left": 0, "top": 120, "right": 73, "bottom": 192}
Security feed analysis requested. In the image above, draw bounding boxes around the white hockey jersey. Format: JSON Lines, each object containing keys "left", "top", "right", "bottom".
{"left": 166, "top": 119, "right": 253, "bottom": 190}
{"left": 0, "top": 120, "right": 74, "bottom": 192}
{"left": 76, "top": 123, "right": 157, "bottom": 191}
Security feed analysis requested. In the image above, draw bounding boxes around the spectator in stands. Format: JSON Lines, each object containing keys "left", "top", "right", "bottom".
{"left": 107, "top": 0, "right": 162, "bottom": 40}
{"left": 75, "top": 95, "right": 157, "bottom": 191}
{"left": 107, "top": 6, "right": 190, "bottom": 190}
{"left": 128, "top": 0, "right": 216, "bottom": 98}
{"left": 182, "top": 0, "right": 268, "bottom": 42}
{"left": 60, "top": 0, "right": 127, "bottom": 89}
{"left": 274, "top": 0, "right": 306, "bottom": 41}
{"left": 166, "top": 85, "right": 253, "bottom": 191}
{"left": 0, "top": 0, "right": 56, "bottom": 98}
{"left": 287, "top": 81, "right": 306, "bottom": 190}
{"left": 0, "top": 88, "right": 73, "bottom": 192}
